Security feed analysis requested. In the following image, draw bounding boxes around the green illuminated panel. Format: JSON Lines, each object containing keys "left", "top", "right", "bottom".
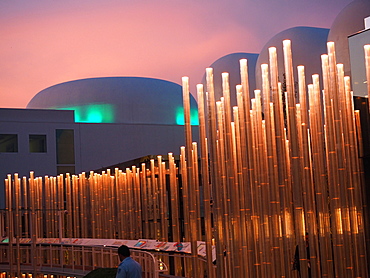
{"left": 56, "top": 104, "right": 115, "bottom": 123}
{"left": 176, "top": 107, "right": 199, "bottom": 125}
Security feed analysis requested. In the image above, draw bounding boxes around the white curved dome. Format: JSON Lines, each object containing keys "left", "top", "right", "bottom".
{"left": 327, "top": 0, "right": 370, "bottom": 75}
{"left": 256, "top": 26, "right": 329, "bottom": 90}
{"left": 201, "top": 52, "right": 258, "bottom": 107}
{"left": 27, "top": 77, "right": 198, "bottom": 125}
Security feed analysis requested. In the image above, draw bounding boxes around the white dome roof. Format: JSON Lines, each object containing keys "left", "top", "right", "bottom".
{"left": 27, "top": 77, "right": 198, "bottom": 125}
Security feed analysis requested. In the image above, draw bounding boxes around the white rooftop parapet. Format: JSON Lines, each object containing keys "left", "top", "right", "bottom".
{"left": 365, "top": 16, "right": 370, "bottom": 30}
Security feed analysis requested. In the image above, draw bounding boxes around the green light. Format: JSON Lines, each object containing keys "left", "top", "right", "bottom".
{"left": 56, "top": 104, "right": 115, "bottom": 123}
{"left": 176, "top": 107, "right": 199, "bottom": 125}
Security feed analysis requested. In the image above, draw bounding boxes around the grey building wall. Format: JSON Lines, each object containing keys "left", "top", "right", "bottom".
{"left": 0, "top": 108, "right": 198, "bottom": 208}
{"left": 77, "top": 123, "right": 195, "bottom": 172}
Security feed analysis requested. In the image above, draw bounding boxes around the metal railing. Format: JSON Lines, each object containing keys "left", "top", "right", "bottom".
{"left": 0, "top": 243, "right": 166, "bottom": 277}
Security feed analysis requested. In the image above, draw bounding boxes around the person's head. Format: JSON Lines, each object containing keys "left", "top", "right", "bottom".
{"left": 118, "top": 245, "right": 131, "bottom": 260}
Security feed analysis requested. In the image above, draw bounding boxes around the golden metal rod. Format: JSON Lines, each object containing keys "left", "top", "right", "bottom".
{"left": 322, "top": 43, "right": 347, "bottom": 275}
{"left": 191, "top": 143, "right": 205, "bottom": 273}
{"left": 236, "top": 85, "right": 256, "bottom": 277}
{"left": 283, "top": 39, "right": 308, "bottom": 277}
{"left": 140, "top": 164, "right": 149, "bottom": 239}
{"left": 182, "top": 76, "right": 198, "bottom": 278}
{"left": 157, "top": 156, "right": 167, "bottom": 242}
{"left": 197, "top": 83, "right": 215, "bottom": 278}
{"left": 297, "top": 66, "right": 321, "bottom": 277}
{"left": 191, "top": 142, "right": 202, "bottom": 241}
{"left": 232, "top": 105, "right": 247, "bottom": 274}
{"left": 206, "top": 68, "right": 225, "bottom": 278}
{"left": 269, "top": 47, "right": 292, "bottom": 277}
{"left": 221, "top": 72, "right": 242, "bottom": 278}
{"left": 149, "top": 159, "right": 158, "bottom": 240}
{"left": 231, "top": 108, "right": 248, "bottom": 276}
{"left": 216, "top": 99, "right": 233, "bottom": 278}
{"left": 262, "top": 62, "right": 282, "bottom": 276}
{"left": 197, "top": 84, "right": 211, "bottom": 278}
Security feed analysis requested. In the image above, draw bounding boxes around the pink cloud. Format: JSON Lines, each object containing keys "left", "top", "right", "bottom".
{"left": 0, "top": 0, "right": 352, "bottom": 108}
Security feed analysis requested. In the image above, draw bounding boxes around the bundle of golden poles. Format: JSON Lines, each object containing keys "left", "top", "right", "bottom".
{"left": 2, "top": 40, "right": 369, "bottom": 278}
{"left": 187, "top": 40, "right": 368, "bottom": 277}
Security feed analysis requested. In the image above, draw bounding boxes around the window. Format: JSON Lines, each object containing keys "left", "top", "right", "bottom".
{"left": 29, "top": 135, "right": 47, "bottom": 153}
{"left": 56, "top": 129, "right": 75, "bottom": 164}
{"left": 0, "top": 134, "right": 18, "bottom": 152}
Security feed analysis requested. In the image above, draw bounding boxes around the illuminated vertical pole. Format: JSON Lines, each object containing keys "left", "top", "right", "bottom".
{"left": 115, "top": 169, "right": 122, "bottom": 238}
{"left": 80, "top": 173, "right": 87, "bottom": 238}
{"left": 140, "top": 164, "right": 149, "bottom": 238}
{"left": 13, "top": 173, "right": 21, "bottom": 277}
{"left": 268, "top": 47, "right": 294, "bottom": 277}
{"left": 206, "top": 68, "right": 225, "bottom": 278}
{"left": 297, "top": 66, "right": 321, "bottom": 277}
{"left": 72, "top": 175, "right": 80, "bottom": 238}
{"left": 336, "top": 64, "right": 355, "bottom": 276}
{"left": 197, "top": 83, "right": 216, "bottom": 278}
{"left": 221, "top": 72, "right": 241, "bottom": 278}
{"left": 149, "top": 160, "right": 158, "bottom": 239}
{"left": 44, "top": 176, "right": 51, "bottom": 238}
{"left": 95, "top": 172, "right": 101, "bottom": 238}
{"left": 57, "top": 174, "right": 64, "bottom": 238}
{"left": 242, "top": 61, "right": 263, "bottom": 277}
{"left": 168, "top": 152, "right": 182, "bottom": 276}
{"left": 157, "top": 156, "right": 168, "bottom": 242}
{"left": 262, "top": 63, "right": 282, "bottom": 276}
{"left": 269, "top": 48, "right": 287, "bottom": 276}
{"left": 323, "top": 42, "right": 346, "bottom": 276}
{"left": 250, "top": 95, "right": 263, "bottom": 277}
{"left": 191, "top": 143, "right": 202, "bottom": 239}
{"left": 29, "top": 172, "right": 38, "bottom": 274}
{"left": 343, "top": 75, "right": 364, "bottom": 277}
{"left": 182, "top": 76, "right": 199, "bottom": 277}
{"left": 91, "top": 171, "right": 97, "bottom": 238}
{"left": 318, "top": 55, "right": 336, "bottom": 277}
{"left": 110, "top": 173, "right": 117, "bottom": 239}
{"left": 5, "top": 175, "right": 14, "bottom": 276}
{"left": 236, "top": 84, "right": 255, "bottom": 277}
{"left": 22, "top": 177, "right": 29, "bottom": 241}
{"left": 50, "top": 177, "right": 56, "bottom": 238}
{"left": 216, "top": 99, "right": 233, "bottom": 278}
{"left": 253, "top": 89, "right": 272, "bottom": 277}
{"left": 64, "top": 173, "right": 72, "bottom": 239}
{"left": 283, "top": 39, "right": 308, "bottom": 277}
{"left": 133, "top": 166, "right": 142, "bottom": 239}
{"left": 103, "top": 171, "right": 110, "bottom": 238}
{"left": 122, "top": 171, "right": 129, "bottom": 238}
{"left": 192, "top": 142, "right": 205, "bottom": 277}
{"left": 232, "top": 106, "right": 248, "bottom": 277}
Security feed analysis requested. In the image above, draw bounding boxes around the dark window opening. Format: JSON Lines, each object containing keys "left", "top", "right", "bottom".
{"left": 0, "top": 134, "right": 18, "bottom": 152}
{"left": 29, "top": 135, "right": 47, "bottom": 153}
{"left": 56, "top": 129, "right": 75, "bottom": 164}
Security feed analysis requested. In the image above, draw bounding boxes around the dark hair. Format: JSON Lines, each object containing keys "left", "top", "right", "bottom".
{"left": 118, "top": 245, "right": 131, "bottom": 257}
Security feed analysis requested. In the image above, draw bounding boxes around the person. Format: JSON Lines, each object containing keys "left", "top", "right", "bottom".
{"left": 116, "top": 245, "right": 142, "bottom": 278}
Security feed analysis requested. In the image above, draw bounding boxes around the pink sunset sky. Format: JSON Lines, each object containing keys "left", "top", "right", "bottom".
{"left": 0, "top": 0, "right": 353, "bottom": 108}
